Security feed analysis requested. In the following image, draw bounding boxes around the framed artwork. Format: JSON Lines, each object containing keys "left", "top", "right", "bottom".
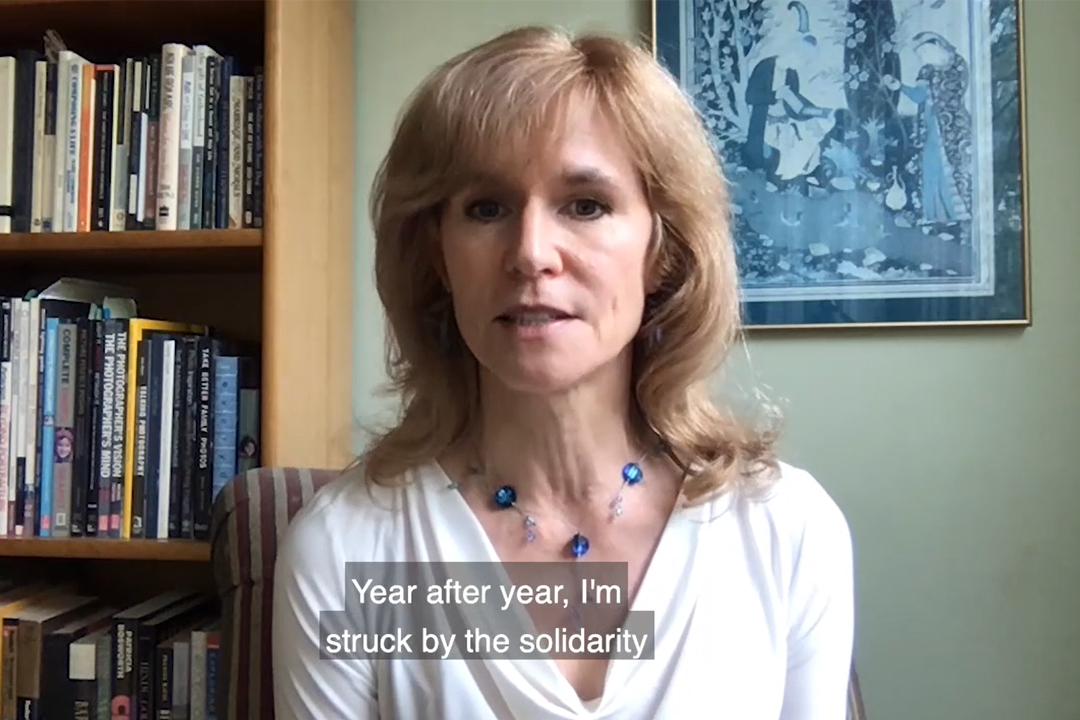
{"left": 653, "top": 0, "right": 1031, "bottom": 328}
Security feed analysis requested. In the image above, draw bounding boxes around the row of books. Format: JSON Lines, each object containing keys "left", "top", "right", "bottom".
{"left": 0, "top": 581, "right": 221, "bottom": 720}
{"left": 0, "top": 282, "right": 261, "bottom": 540}
{"left": 0, "top": 41, "right": 264, "bottom": 234}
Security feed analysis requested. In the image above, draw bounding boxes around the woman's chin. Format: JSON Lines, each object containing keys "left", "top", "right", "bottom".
{"left": 484, "top": 361, "right": 592, "bottom": 397}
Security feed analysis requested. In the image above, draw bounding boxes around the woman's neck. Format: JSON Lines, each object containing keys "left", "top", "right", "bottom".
{"left": 474, "top": 368, "right": 648, "bottom": 506}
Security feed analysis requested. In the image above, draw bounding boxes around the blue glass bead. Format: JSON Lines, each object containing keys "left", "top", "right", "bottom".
{"left": 569, "top": 533, "right": 590, "bottom": 558}
{"left": 622, "top": 462, "right": 643, "bottom": 486}
{"left": 493, "top": 485, "right": 517, "bottom": 509}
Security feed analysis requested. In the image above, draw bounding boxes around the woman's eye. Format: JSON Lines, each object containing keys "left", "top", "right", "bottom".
{"left": 568, "top": 198, "right": 607, "bottom": 219}
{"left": 465, "top": 200, "right": 505, "bottom": 221}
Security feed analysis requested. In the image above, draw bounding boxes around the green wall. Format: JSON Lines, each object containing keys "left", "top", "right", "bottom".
{"left": 352, "top": 1, "right": 1080, "bottom": 717}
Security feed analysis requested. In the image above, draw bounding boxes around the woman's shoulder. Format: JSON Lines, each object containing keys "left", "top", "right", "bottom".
{"left": 754, "top": 460, "right": 848, "bottom": 528}
{"left": 724, "top": 459, "right": 853, "bottom": 569}
{"left": 275, "top": 462, "right": 435, "bottom": 572}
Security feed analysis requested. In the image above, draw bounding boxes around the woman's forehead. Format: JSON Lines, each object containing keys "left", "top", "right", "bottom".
{"left": 446, "top": 108, "right": 636, "bottom": 186}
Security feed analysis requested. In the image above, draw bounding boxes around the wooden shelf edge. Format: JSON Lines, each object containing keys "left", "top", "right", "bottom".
{"left": 0, "top": 537, "right": 211, "bottom": 562}
{"left": 0, "top": 228, "right": 262, "bottom": 253}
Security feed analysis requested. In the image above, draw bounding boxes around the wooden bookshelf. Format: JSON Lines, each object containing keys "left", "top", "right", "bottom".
{"left": 0, "top": 0, "right": 356, "bottom": 616}
{"left": 0, "top": 536, "right": 210, "bottom": 561}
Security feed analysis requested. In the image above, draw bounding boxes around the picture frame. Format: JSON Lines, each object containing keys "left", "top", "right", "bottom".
{"left": 653, "top": 0, "right": 1031, "bottom": 329}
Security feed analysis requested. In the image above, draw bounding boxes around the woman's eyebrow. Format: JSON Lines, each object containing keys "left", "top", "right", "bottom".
{"left": 454, "top": 165, "right": 621, "bottom": 195}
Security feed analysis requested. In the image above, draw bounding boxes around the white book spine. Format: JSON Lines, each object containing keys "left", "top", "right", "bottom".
{"left": 156, "top": 44, "right": 189, "bottom": 230}
{"left": 6, "top": 299, "right": 22, "bottom": 532}
{"left": 177, "top": 55, "right": 195, "bottom": 230}
{"left": 157, "top": 340, "right": 175, "bottom": 539}
{"left": 52, "top": 53, "right": 70, "bottom": 230}
{"left": 0, "top": 360, "right": 10, "bottom": 535}
{"left": 62, "top": 55, "right": 84, "bottom": 232}
{"left": 30, "top": 61, "right": 46, "bottom": 232}
{"left": 0, "top": 57, "right": 16, "bottom": 235}
{"left": 228, "top": 75, "right": 244, "bottom": 229}
{"left": 22, "top": 297, "right": 39, "bottom": 537}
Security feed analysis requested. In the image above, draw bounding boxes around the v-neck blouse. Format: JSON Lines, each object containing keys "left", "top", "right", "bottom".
{"left": 272, "top": 460, "right": 854, "bottom": 720}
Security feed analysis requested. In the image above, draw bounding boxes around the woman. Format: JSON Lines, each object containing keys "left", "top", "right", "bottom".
{"left": 882, "top": 31, "right": 974, "bottom": 225}
{"left": 273, "top": 25, "right": 854, "bottom": 720}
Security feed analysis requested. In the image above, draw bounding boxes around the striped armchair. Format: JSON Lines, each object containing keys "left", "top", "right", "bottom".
{"left": 209, "top": 467, "right": 867, "bottom": 720}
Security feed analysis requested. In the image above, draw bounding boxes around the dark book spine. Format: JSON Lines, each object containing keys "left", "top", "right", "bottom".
{"left": 252, "top": 68, "right": 263, "bottom": 229}
{"left": 73, "top": 685, "right": 93, "bottom": 720}
{"left": 0, "top": 299, "right": 7, "bottom": 358}
{"left": 111, "top": 620, "right": 135, "bottom": 720}
{"left": 41, "top": 631, "right": 75, "bottom": 720}
{"left": 131, "top": 339, "right": 149, "bottom": 538}
{"left": 91, "top": 67, "right": 114, "bottom": 231}
{"left": 126, "top": 59, "right": 144, "bottom": 230}
{"left": 108, "top": 319, "right": 129, "bottom": 538}
{"left": 201, "top": 56, "right": 219, "bottom": 230}
{"left": 193, "top": 338, "right": 212, "bottom": 540}
{"left": 97, "top": 322, "right": 117, "bottom": 538}
{"left": 86, "top": 320, "right": 104, "bottom": 535}
{"left": 70, "top": 318, "right": 91, "bottom": 535}
{"left": 95, "top": 631, "right": 111, "bottom": 720}
{"left": 143, "top": 53, "right": 161, "bottom": 230}
{"left": 136, "top": 623, "right": 155, "bottom": 720}
{"left": 214, "top": 56, "right": 232, "bottom": 229}
{"left": 12, "top": 51, "right": 38, "bottom": 232}
{"left": 242, "top": 75, "right": 254, "bottom": 228}
{"left": 32, "top": 304, "right": 46, "bottom": 535}
{"left": 155, "top": 643, "right": 172, "bottom": 720}
{"left": 168, "top": 342, "right": 183, "bottom": 538}
{"left": 205, "top": 633, "right": 220, "bottom": 720}
{"left": 1, "top": 618, "right": 16, "bottom": 718}
{"left": 111, "top": 60, "right": 127, "bottom": 232}
{"left": 42, "top": 61, "right": 57, "bottom": 231}
{"left": 145, "top": 338, "right": 163, "bottom": 538}
{"left": 126, "top": 59, "right": 143, "bottom": 230}
{"left": 180, "top": 337, "right": 197, "bottom": 538}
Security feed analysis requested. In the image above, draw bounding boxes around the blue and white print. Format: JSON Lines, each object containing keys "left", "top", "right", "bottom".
{"left": 657, "top": 0, "right": 1027, "bottom": 324}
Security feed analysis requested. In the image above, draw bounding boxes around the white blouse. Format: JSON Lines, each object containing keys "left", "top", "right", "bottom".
{"left": 272, "top": 460, "right": 855, "bottom": 719}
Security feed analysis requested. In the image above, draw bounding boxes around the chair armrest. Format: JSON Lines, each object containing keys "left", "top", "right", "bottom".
{"left": 209, "top": 467, "right": 342, "bottom": 720}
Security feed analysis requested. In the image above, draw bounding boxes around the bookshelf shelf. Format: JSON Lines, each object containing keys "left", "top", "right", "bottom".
{"left": 0, "top": 536, "right": 211, "bottom": 561}
{"left": 0, "top": 229, "right": 262, "bottom": 271}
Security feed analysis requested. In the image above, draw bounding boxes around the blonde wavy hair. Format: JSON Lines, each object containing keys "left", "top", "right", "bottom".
{"left": 362, "top": 25, "right": 780, "bottom": 504}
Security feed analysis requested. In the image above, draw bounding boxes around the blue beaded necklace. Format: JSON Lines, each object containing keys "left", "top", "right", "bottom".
{"left": 460, "top": 455, "right": 647, "bottom": 560}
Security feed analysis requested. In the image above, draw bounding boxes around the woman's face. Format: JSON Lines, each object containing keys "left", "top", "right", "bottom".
{"left": 916, "top": 41, "right": 950, "bottom": 67}
{"left": 439, "top": 108, "right": 654, "bottom": 396}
